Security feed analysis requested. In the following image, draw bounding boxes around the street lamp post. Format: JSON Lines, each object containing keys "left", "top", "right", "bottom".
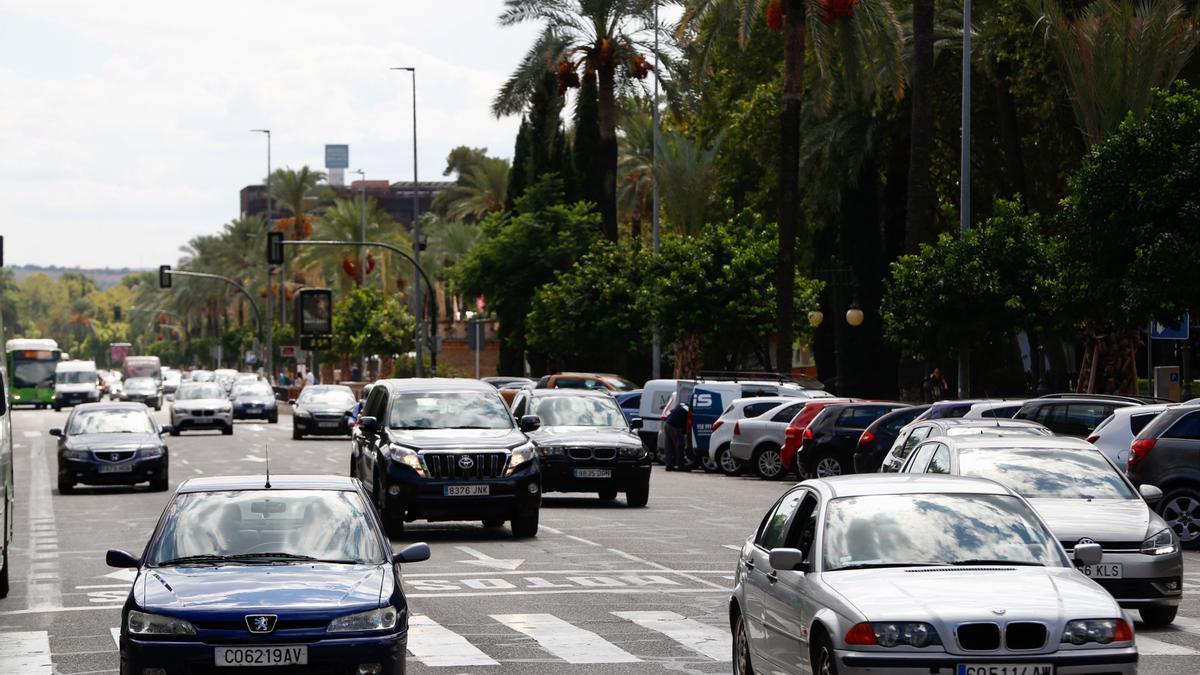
{"left": 958, "top": 0, "right": 972, "bottom": 399}
{"left": 353, "top": 169, "right": 367, "bottom": 287}
{"left": 391, "top": 66, "right": 424, "bottom": 377}
{"left": 251, "top": 129, "right": 274, "bottom": 381}
{"left": 650, "top": 0, "right": 661, "bottom": 380}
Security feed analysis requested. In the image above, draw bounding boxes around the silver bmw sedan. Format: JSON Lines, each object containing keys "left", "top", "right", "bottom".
{"left": 731, "top": 474, "right": 1137, "bottom": 675}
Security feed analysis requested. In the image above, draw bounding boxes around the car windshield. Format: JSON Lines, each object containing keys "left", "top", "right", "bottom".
{"left": 125, "top": 377, "right": 156, "bottom": 390}
{"left": 177, "top": 383, "right": 225, "bottom": 400}
{"left": 944, "top": 426, "right": 1050, "bottom": 437}
{"left": 601, "top": 376, "right": 638, "bottom": 392}
{"left": 57, "top": 370, "right": 96, "bottom": 384}
{"left": 148, "top": 490, "right": 385, "bottom": 565}
{"left": 233, "top": 384, "right": 274, "bottom": 398}
{"left": 390, "top": 391, "right": 514, "bottom": 430}
{"left": 191, "top": 371, "right": 214, "bottom": 381}
{"left": 956, "top": 447, "right": 1136, "bottom": 500}
{"left": 298, "top": 389, "right": 356, "bottom": 407}
{"left": 823, "top": 493, "right": 1064, "bottom": 571}
{"left": 533, "top": 395, "right": 626, "bottom": 427}
{"left": 67, "top": 409, "right": 155, "bottom": 435}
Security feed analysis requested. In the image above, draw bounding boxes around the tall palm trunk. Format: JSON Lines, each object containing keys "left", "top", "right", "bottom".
{"left": 597, "top": 63, "right": 620, "bottom": 242}
{"left": 905, "top": 0, "right": 934, "bottom": 253}
{"left": 775, "top": 0, "right": 807, "bottom": 374}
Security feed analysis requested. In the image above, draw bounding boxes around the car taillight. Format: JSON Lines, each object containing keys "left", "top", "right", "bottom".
{"left": 712, "top": 419, "right": 724, "bottom": 433}
{"left": 733, "top": 421, "right": 741, "bottom": 436}
{"left": 859, "top": 430, "right": 875, "bottom": 446}
{"left": 1129, "top": 438, "right": 1156, "bottom": 471}
{"left": 1084, "top": 435, "right": 1099, "bottom": 444}
{"left": 784, "top": 425, "right": 797, "bottom": 439}
{"left": 802, "top": 428, "right": 814, "bottom": 441}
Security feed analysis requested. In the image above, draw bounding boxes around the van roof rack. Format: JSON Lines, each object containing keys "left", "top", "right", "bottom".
{"left": 696, "top": 370, "right": 825, "bottom": 390}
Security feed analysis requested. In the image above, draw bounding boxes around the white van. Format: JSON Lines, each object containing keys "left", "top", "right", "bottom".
{"left": 53, "top": 360, "right": 100, "bottom": 411}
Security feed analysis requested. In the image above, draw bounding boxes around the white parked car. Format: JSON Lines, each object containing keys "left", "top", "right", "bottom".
{"left": 1087, "top": 404, "right": 1172, "bottom": 467}
{"left": 709, "top": 397, "right": 806, "bottom": 475}
{"left": 960, "top": 399, "right": 1028, "bottom": 419}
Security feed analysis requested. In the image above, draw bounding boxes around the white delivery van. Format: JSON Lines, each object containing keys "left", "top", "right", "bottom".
{"left": 53, "top": 360, "right": 100, "bottom": 411}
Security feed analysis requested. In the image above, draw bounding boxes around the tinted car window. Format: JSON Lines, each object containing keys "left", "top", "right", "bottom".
{"left": 744, "top": 401, "right": 780, "bottom": 418}
{"left": 982, "top": 405, "right": 1020, "bottom": 418}
{"left": 927, "top": 446, "right": 951, "bottom": 474}
{"left": 956, "top": 447, "right": 1136, "bottom": 499}
{"left": 532, "top": 396, "right": 625, "bottom": 427}
{"left": 771, "top": 402, "right": 806, "bottom": 423}
{"left": 511, "top": 394, "right": 527, "bottom": 419}
{"left": 904, "top": 444, "right": 936, "bottom": 473}
{"left": 1163, "top": 411, "right": 1200, "bottom": 440}
{"left": 68, "top": 409, "right": 154, "bottom": 435}
{"left": 1066, "top": 404, "right": 1115, "bottom": 434}
{"left": 900, "top": 426, "right": 932, "bottom": 457}
{"left": 390, "top": 391, "right": 513, "bottom": 430}
{"left": 554, "top": 378, "right": 586, "bottom": 389}
{"left": 1129, "top": 412, "right": 1158, "bottom": 436}
{"left": 298, "top": 389, "right": 356, "bottom": 407}
{"left": 782, "top": 494, "right": 820, "bottom": 559}
{"left": 177, "top": 383, "right": 224, "bottom": 400}
{"left": 837, "top": 406, "right": 892, "bottom": 429}
{"left": 756, "top": 490, "right": 805, "bottom": 550}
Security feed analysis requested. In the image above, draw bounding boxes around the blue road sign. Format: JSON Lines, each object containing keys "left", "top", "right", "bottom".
{"left": 324, "top": 144, "right": 349, "bottom": 169}
{"left": 1151, "top": 314, "right": 1190, "bottom": 340}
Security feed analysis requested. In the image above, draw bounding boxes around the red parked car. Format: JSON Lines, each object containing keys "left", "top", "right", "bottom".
{"left": 780, "top": 399, "right": 860, "bottom": 473}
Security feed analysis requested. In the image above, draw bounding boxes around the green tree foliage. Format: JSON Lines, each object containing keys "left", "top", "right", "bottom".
{"left": 270, "top": 166, "right": 328, "bottom": 239}
{"left": 431, "top": 151, "right": 510, "bottom": 222}
{"left": 883, "top": 200, "right": 1062, "bottom": 360}
{"left": 331, "top": 286, "right": 415, "bottom": 359}
{"left": 302, "top": 197, "right": 403, "bottom": 292}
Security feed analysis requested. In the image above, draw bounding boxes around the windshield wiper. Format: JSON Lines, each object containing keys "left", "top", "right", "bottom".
{"left": 831, "top": 562, "right": 943, "bottom": 571}
{"left": 949, "top": 559, "right": 1044, "bottom": 567}
{"left": 224, "top": 553, "right": 366, "bottom": 564}
{"left": 445, "top": 425, "right": 501, "bottom": 429}
{"left": 156, "top": 554, "right": 235, "bottom": 566}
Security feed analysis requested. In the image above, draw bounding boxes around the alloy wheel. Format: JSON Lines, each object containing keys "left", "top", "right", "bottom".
{"left": 815, "top": 456, "right": 843, "bottom": 478}
{"left": 733, "top": 613, "right": 753, "bottom": 675}
{"left": 757, "top": 450, "right": 783, "bottom": 479}
{"left": 719, "top": 448, "right": 742, "bottom": 474}
{"left": 1163, "top": 495, "right": 1200, "bottom": 544}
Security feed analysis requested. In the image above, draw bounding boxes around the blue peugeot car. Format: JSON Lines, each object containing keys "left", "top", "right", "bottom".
{"left": 106, "top": 474, "right": 429, "bottom": 674}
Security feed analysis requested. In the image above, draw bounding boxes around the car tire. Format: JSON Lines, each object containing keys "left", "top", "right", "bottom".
{"left": 752, "top": 444, "right": 786, "bottom": 481}
{"left": 812, "top": 450, "right": 847, "bottom": 478}
{"left": 700, "top": 451, "right": 720, "bottom": 473}
{"left": 599, "top": 489, "right": 618, "bottom": 501}
{"left": 1140, "top": 605, "right": 1178, "bottom": 626}
{"left": 732, "top": 606, "right": 754, "bottom": 675}
{"left": 626, "top": 480, "right": 650, "bottom": 508}
{"left": 482, "top": 518, "right": 505, "bottom": 528}
{"left": 293, "top": 427, "right": 302, "bottom": 441}
{"left": 268, "top": 413, "right": 278, "bottom": 424}
{"left": 1159, "top": 486, "right": 1200, "bottom": 549}
{"left": 812, "top": 630, "right": 839, "bottom": 675}
{"left": 511, "top": 511, "right": 539, "bottom": 538}
{"left": 57, "top": 477, "right": 74, "bottom": 495}
{"left": 52, "top": 403, "right": 61, "bottom": 412}
{"left": 154, "top": 401, "right": 162, "bottom": 411}
{"left": 222, "top": 425, "right": 233, "bottom": 436}
{"left": 169, "top": 427, "right": 180, "bottom": 437}
{"left": 716, "top": 444, "right": 743, "bottom": 476}
{"left": 0, "top": 549, "right": 10, "bottom": 599}
{"left": 150, "top": 477, "right": 168, "bottom": 492}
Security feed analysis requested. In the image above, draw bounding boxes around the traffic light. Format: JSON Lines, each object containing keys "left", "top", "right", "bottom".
{"left": 267, "top": 231, "right": 284, "bottom": 265}
{"left": 113, "top": 306, "right": 122, "bottom": 322}
{"left": 159, "top": 265, "right": 172, "bottom": 289}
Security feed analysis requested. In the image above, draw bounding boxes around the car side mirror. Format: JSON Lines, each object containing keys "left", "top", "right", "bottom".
{"left": 159, "top": 424, "right": 174, "bottom": 435}
{"left": 288, "top": 399, "right": 296, "bottom": 405}
{"left": 1072, "top": 542, "right": 1103, "bottom": 567}
{"left": 49, "top": 427, "right": 63, "bottom": 437}
{"left": 359, "top": 416, "right": 379, "bottom": 434}
{"left": 1139, "top": 484, "right": 1163, "bottom": 505}
{"left": 519, "top": 415, "right": 542, "bottom": 432}
{"left": 106, "top": 549, "right": 140, "bottom": 568}
{"left": 769, "top": 547, "right": 808, "bottom": 572}
{"left": 629, "top": 417, "right": 643, "bottom": 430}
{"left": 395, "top": 542, "right": 430, "bottom": 564}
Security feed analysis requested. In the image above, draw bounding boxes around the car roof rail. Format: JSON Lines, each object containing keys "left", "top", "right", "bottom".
{"left": 695, "top": 370, "right": 826, "bottom": 390}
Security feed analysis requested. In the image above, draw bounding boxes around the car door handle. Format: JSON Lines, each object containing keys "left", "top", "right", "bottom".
{"left": 744, "top": 559, "right": 755, "bottom": 571}
{"left": 766, "top": 571, "right": 778, "bottom": 584}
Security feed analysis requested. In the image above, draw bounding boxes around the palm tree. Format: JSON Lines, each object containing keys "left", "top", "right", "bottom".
{"left": 270, "top": 166, "right": 328, "bottom": 239}
{"left": 494, "top": 0, "right": 658, "bottom": 241}
{"left": 617, "top": 99, "right": 654, "bottom": 241}
{"left": 424, "top": 216, "right": 484, "bottom": 320}
{"left": 301, "top": 197, "right": 403, "bottom": 293}
{"left": 682, "top": 0, "right": 904, "bottom": 373}
{"left": 431, "top": 156, "right": 511, "bottom": 221}
{"left": 905, "top": 0, "right": 935, "bottom": 254}
{"left": 1031, "top": 0, "right": 1199, "bottom": 147}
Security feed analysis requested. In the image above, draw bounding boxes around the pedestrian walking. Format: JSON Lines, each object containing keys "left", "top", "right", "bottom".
{"left": 924, "top": 367, "right": 948, "bottom": 402}
{"left": 304, "top": 369, "right": 316, "bottom": 387}
{"left": 663, "top": 400, "right": 691, "bottom": 471}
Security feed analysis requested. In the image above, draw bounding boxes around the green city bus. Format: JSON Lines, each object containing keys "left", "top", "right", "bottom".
{"left": 5, "top": 338, "right": 62, "bottom": 408}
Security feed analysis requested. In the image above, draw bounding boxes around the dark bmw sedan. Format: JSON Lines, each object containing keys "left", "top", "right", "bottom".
{"left": 292, "top": 385, "right": 356, "bottom": 439}
{"left": 106, "top": 475, "right": 430, "bottom": 675}
{"left": 230, "top": 381, "right": 279, "bottom": 423}
{"left": 509, "top": 389, "right": 650, "bottom": 506}
{"left": 51, "top": 402, "right": 171, "bottom": 494}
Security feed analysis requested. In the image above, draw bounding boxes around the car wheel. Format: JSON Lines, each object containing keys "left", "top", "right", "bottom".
{"left": 599, "top": 489, "right": 618, "bottom": 501}
{"left": 1160, "top": 487, "right": 1200, "bottom": 548}
{"left": 813, "top": 630, "right": 838, "bottom": 675}
{"left": 154, "top": 401, "right": 162, "bottom": 411}
{"left": 292, "top": 427, "right": 302, "bottom": 440}
{"left": 732, "top": 607, "right": 754, "bottom": 675}
{"left": 150, "top": 477, "right": 169, "bottom": 492}
{"left": 716, "top": 444, "right": 743, "bottom": 476}
{"left": 482, "top": 518, "right": 505, "bottom": 528}
{"left": 169, "top": 427, "right": 180, "bottom": 437}
{"left": 1140, "top": 605, "right": 1178, "bottom": 626}
{"left": 222, "top": 425, "right": 233, "bottom": 436}
{"left": 52, "top": 404, "right": 60, "bottom": 412}
{"left": 511, "top": 511, "right": 539, "bottom": 538}
{"left": 813, "top": 451, "right": 847, "bottom": 478}
{"left": 752, "top": 444, "right": 785, "bottom": 481}
{"left": 626, "top": 480, "right": 650, "bottom": 508}
{"left": 268, "top": 413, "right": 278, "bottom": 424}
{"left": 0, "top": 549, "right": 10, "bottom": 598}
{"left": 57, "top": 476, "right": 74, "bottom": 495}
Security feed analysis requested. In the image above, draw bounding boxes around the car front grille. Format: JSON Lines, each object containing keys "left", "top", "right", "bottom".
{"left": 94, "top": 450, "right": 136, "bottom": 462}
{"left": 1005, "top": 622, "right": 1047, "bottom": 650}
{"left": 1060, "top": 540, "right": 1141, "bottom": 552}
{"left": 1095, "top": 578, "right": 1179, "bottom": 598}
{"left": 566, "top": 447, "right": 618, "bottom": 461}
{"left": 423, "top": 452, "right": 508, "bottom": 480}
{"left": 957, "top": 623, "right": 1001, "bottom": 651}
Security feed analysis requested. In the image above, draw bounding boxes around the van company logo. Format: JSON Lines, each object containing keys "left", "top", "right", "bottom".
{"left": 458, "top": 456, "right": 475, "bottom": 469}
{"left": 246, "top": 615, "right": 277, "bottom": 634}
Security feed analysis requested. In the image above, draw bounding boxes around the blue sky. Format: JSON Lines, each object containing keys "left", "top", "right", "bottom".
{"left": 0, "top": 1, "right": 542, "bottom": 268}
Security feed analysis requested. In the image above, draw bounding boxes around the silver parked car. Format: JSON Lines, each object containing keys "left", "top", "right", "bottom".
{"left": 727, "top": 399, "right": 814, "bottom": 480}
{"left": 1086, "top": 403, "right": 1171, "bottom": 467}
{"left": 900, "top": 435, "right": 1183, "bottom": 625}
{"left": 879, "top": 418, "right": 1050, "bottom": 473}
{"left": 732, "top": 474, "right": 1137, "bottom": 675}
{"left": 708, "top": 397, "right": 803, "bottom": 476}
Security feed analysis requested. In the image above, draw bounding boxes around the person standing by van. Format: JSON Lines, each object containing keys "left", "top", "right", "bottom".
{"left": 663, "top": 401, "right": 691, "bottom": 471}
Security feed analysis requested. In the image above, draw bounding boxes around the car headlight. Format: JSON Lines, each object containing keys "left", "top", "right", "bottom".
{"left": 1141, "top": 527, "right": 1177, "bottom": 556}
{"left": 619, "top": 445, "right": 647, "bottom": 459}
{"left": 138, "top": 446, "right": 163, "bottom": 459}
{"left": 295, "top": 409, "right": 312, "bottom": 418}
{"left": 506, "top": 443, "right": 536, "bottom": 476}
{"left": 64, "top": 449, "right": 90, "bottom": 461}
{"left": 1061, "top": 618, "right": 1132, "bottom": 645}
{"left": 388, "top": 445, "right": 425, "bottom": 477}
{"left": 219, "top": 404, "right": 232, "bottom": 412}
{"left": 326, "top": 606, "right": 399, "bottom": 633}
{"left": 844, "top": 622, "right": 942, "bottom": 648}
{"left": 127, "top": 609, "right": 197, "bottom": 636}
{"left": 536, "top": 445, "right": 565, "bottom": 458}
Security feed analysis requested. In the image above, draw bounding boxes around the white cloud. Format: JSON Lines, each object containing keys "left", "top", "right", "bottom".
{"left": 0, "top": 0, "right": 541, "bottom": 267}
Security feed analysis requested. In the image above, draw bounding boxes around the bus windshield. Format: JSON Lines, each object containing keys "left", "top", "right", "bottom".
{"left": 12, "top": 351, "right": 58, "bottom": 389}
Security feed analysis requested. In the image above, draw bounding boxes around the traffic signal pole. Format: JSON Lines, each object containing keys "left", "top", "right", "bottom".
{"left": 161, "top": 268, "right": 265, "bottom": 366}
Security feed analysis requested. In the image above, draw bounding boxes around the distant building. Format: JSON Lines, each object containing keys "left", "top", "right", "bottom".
{"left": 240, "top": 179, "right": 455, "bottom": 229}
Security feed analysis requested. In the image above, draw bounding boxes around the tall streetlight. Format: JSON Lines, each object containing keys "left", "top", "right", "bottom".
{"left": 251, "top": 129, "right": 274, "bottom": 381}
{"left": 650, "top": 0, "right": 661, "bottom": 379}
{"left": 958, "top": 0, "right": 972, "bottom": 399}
{"left": 353, "top": 169, "right": 367, "bottom": 286}
{"left": 391, "top": 66, "right": 424, "bottom": 377}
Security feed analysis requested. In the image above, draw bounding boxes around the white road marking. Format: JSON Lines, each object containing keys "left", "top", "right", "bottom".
{"left": 406, "top": 615, "right": 499, "bottom": 667}
{"left": 26, "top": 433, "right": 62, "bottom": 611}
{"left": 613, "top": 610, "right": 730, "bottom": 660}
{"left": 0, "top": 604, "right": 123, "bottom": 616}
{"left": 1169, "top": 615, "right": 1200, "bottom": 637}
{"left": 22, "top": 430, "right": 41, "bottom": 439}
{"left": 722, "top": 545, "right": 742, "bottom": 551}
{"left": 491, "top": 613, "right": 640, "bottom": 664}
{"left": 75, "top": 583, "right": 132, "bottom": 590}
{"left": 565, "top": 535, "right": 601, "bottom": 547}
{"left": 241, "top": 454, "right": 267, "bottom": 463}
{"left": 1135, "top": 634, "right": 1199, "bottom": 655}
{"left": 0, "top": 631, "right": 52, "bottom": 674}
{"left": 111, "top": 627, "right": 121, "bottom": 648}
{"left": 455, "top": 545, "right": 524, "bottom": 571}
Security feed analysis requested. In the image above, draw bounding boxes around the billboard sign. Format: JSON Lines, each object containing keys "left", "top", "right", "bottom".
{"left": 296, "top": 288, "right": 333, "bottom": 336}
{"left": 324, "top": 144, "right": 349, "bottom": 169}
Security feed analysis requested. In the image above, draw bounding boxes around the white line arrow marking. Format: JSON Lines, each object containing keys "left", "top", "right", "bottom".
{"left": 455, "top": 546, "right": 524, "bottom": 571}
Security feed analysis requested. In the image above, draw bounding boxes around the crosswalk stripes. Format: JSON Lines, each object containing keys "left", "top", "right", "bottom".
{"left": 407, "top": 615, "right": 499, "bottom": 667}
{"left": 0, "top": 631, "right": 52, "bottom": 674}
{"left": 1135, "top": 634, "right": 1198, "bottom": 656}
{"left": 612, "top": 610, "right": 731, "bottom": 661}
{"left": 490, "top": 613, "right": 642, "bottom": 664}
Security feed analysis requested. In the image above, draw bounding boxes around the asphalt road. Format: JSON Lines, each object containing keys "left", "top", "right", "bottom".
{"left": 1, "top": 406, "right": 1198, "bottom": 674}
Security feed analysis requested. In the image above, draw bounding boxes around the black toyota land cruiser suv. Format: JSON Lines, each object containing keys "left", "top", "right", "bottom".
{"left": 351, "top": 378, "right": 543, "bottom": 537}
{"left": 509, "top": 388, "right": 650, "bottom": 506}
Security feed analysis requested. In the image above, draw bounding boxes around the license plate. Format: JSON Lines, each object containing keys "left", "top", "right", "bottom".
{"left": 573, "top": 468, "right": 613, "bottom": 478}
{"left": 318, "top": 421, "right": 339, "bottom": 428}
{"left": 445, "top": 484, "right": 490, "bottom": 496}
{"left": 245, "top": 406, "right": 260, "bottom": 412}
{"left": 98, "top": 464, "right": 133, "bottom": 473}
{"left": 215, "top": 646, "right": 308, "bottom": 667}
{"left": 1082, "top": 563, "right": 1123, "bottom": 579}
{"left": 957, "top": 665, "right": 1053, "bottom": 675}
